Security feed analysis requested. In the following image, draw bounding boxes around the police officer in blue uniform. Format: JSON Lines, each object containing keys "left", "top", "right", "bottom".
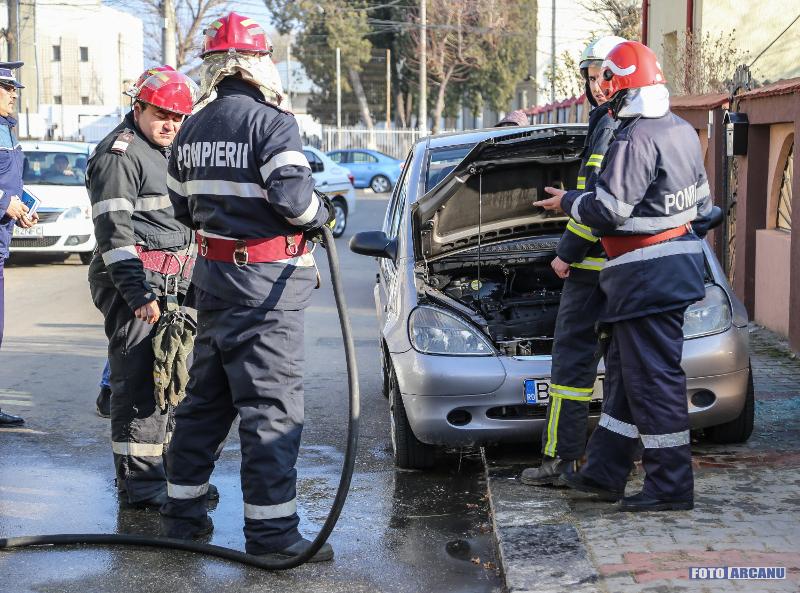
{"left": 160, "top": 13, "right": 334, "bottom": 562}
{"left": 0, "top": 62, "right": 37, "bottom": 427}
{"left": 521, "top": 37, "right": 625, "bottom": 485}
{"left": 535, "top": 41, "right": 712, "bottom": 511}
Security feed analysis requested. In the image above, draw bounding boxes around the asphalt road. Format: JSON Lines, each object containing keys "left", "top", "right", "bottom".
{"left": 0, "top": 192, "right": 501, "bottom": 593}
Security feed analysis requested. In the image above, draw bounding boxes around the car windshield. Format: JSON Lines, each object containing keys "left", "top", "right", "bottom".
{"left": 425, "top": 145, "right": 473, "bottom": 192}
{"left": 23, "top": 151, "right": 87, "bottom": 186}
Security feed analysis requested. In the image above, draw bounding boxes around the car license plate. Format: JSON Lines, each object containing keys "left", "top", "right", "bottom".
{"left": 524, "top": 377, "right": 605, "bottom": 405}
{"left": 13, "top": 226, "right": 44, "bottom": 237}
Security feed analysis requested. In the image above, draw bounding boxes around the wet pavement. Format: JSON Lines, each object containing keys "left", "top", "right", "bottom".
{"left": 0, "top": 195, "right": 501, "bottom": 593}
{"left": 485, "top": 327, "right": 800, "bottom": 593}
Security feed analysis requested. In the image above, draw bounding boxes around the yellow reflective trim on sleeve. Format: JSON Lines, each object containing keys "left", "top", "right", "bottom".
{"left": 566, "top": 220, "right": 599, "bottom": 242}
{"left": 588, "top": 153, "right": 604, "bottom": 161}
{"left": 570, "top": 260, "right": 605, "bottom": 271}
{"left": 576, "top": 176, "right": 586, "bottom": 190}
{"left": 240, "top": 18, "right": 256, "bottom": 26}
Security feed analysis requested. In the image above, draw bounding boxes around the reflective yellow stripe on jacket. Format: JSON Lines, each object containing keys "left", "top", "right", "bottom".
{"left": 566, "top": 219, "right": 598, "bottom": 242}
{"left": 570, "top": 256, "right": 606, "bottom": 271}
{"left": 585, "top": 153, "right": 604, "bottom": 168}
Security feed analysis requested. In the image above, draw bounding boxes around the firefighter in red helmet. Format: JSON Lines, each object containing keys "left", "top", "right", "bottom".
{"left": 535, "top": 41, "right": 713, "bottom": 511}
{"left": 159, "top": 13, "right": 334, "bottom": 562}
{"left": 86, "top": 68, "right": 213, "bottom": 508}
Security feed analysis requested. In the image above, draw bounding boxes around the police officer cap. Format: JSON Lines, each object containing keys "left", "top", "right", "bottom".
{"left": 0, "top": 61, "right": 24, "bottom": 89}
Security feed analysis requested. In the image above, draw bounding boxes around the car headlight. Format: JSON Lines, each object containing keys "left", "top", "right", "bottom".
{"left": 409, "top": 306, "right": 494, "bottom": 356}
{"left": 60, "top": 206, "right": 90, "bottom": 221}
{"left": 683, "top": 285, "right": 732, "bottom": 339}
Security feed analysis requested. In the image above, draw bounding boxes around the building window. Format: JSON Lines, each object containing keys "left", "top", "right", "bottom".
{"left": 52, "top": 45, "right": 61, "bottom": 62}
{"left": 53, "top": 95, "right": 62, "bottom": 105}
{"left": 80, "top": 47, "right": 89, "bottom": 62}
{"left": 81, "top": 96, "right": 90, "bottom": 105}
{"left": 777, "top": 144, "right": 793, "bottom": 232}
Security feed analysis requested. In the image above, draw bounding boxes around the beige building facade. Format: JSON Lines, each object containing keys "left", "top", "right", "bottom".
{"left": 644, "top": 0, "right": 800, "bottom": 88}
{"left": 1, "top": 0, "right": 143, "bottom": 140}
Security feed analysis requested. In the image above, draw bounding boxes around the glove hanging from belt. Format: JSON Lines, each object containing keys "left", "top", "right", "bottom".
{"left": 152, "top": 305, "right": 197, "bottom": 412}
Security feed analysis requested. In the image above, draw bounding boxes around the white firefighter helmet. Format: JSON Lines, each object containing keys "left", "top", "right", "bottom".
{"left": 579, "top": 35, "right": 628, "bottom": 69}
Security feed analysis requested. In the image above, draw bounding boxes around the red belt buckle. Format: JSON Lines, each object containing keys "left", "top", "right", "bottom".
{"left": 286, "top": 235, "right": 299, "bottom": 257}
{"left": 233, "top": 240, "right": 248, "bottom": 267}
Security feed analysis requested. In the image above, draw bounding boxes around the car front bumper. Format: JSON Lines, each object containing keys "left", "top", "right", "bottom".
{"left": 392, "top": 324, "right": 750, "bottom": 447}
{"left": 10, "top": 220, "right": 96, "bottom": 254}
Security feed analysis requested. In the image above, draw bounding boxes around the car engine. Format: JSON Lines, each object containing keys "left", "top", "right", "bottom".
{"left": 426, "top": 248, "right": 564, "bottom": 356}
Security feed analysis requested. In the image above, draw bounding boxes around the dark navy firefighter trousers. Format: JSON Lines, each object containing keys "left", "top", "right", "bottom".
{"left": 580, "top": 308, "right": 693, "bottom": 501}
{"left": 91, "top": 284, "right": 171, "bottom": 504}
{"left": 161, "top": 306, "right": 305, "bottom": 554}
{"left": 541, "top": 276, "right": 603, "bottom": 460}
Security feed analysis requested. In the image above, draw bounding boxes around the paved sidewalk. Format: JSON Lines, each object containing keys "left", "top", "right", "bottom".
{"left": 485, "top": 327, "right": 800, "bottom": 592}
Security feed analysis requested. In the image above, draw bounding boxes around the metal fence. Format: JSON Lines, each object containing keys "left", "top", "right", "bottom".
{"left": 321, "top": 127, "right": 423, "bottom": 160}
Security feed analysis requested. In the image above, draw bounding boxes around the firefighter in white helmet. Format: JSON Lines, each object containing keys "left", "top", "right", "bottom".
{"left": 521, "top": 36, "right": 626, "bottom": 486}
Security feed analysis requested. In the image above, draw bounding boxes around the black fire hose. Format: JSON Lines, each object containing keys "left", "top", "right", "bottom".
{"left": 0, "top": 224, "right": 360, "bottom": 570}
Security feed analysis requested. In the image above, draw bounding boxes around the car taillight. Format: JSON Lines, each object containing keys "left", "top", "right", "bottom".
{"left": 348, "top": 174, "right": 355, "bottom": 186}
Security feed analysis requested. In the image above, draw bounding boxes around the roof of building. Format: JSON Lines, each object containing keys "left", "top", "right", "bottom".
{"left": 738, "top": 76, "right": 800, "bottom": 101}
{"left": 670, "top": 93, "right": 729, "bottom": 110}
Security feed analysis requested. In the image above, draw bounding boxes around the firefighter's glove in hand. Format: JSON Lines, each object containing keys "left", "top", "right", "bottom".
{"left": 308, "top": 192, "right": 337, "bottom": 245}
{"left": 153, "top": 309, "right": 197, "bottom": 412}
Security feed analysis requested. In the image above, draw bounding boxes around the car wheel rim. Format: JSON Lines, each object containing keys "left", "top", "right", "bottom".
{"left": 372, "top": 176, "right": 389, "bottom": 193}
{"left": 333, "top": 204, "right": 346, "bottom": 235}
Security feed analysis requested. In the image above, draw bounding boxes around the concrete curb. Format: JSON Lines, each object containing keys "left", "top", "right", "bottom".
{"left": 482, "top": 449, "right": 602, "bottom": 593}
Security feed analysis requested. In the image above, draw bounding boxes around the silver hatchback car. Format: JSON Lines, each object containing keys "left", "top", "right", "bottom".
{"left": 350, "top": 125, "right": 754, "bottom": 470}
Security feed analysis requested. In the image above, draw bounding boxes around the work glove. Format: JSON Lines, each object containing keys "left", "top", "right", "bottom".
{"left": 308, "top": 191, "right": 337, "bottom": 245}
{"left": 152, "top": 309, "right": 197, "bottom": 412}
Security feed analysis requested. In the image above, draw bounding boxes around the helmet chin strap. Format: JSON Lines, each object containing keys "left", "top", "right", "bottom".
{"left": 607, "top": 89, "right": 629, "bottom": 119}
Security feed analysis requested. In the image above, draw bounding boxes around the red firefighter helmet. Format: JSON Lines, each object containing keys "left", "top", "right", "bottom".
{"left": 201, "top": 12, "right": 273, "bottom": 57}
{"left": 124, "top": 65, "right": 176, "bottom": 98}
{"left": 599, "top": 41, "right": 666, "bottom": 100}
{"left": 134, "top": 70, "right": 197, "bottom": 116}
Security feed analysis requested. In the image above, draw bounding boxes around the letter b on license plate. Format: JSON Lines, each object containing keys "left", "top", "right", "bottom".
{"left": 524, "top": 379, "right": 550, "bottom": 405}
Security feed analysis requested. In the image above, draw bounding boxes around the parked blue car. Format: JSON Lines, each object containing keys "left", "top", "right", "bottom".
{"left": 326, "top": 149, "right": 403, "bottom": 193}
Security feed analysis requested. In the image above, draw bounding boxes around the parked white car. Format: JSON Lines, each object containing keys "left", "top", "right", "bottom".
{"left": 14, "top": 141, "right": 96, "bottom": 263}
{"left": 302, "top": 145, "right": 356, "bottom": 238}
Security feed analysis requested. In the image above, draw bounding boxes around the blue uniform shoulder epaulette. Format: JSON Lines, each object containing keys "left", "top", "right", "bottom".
{"left": 110, "top": 128, "right": 136, "bottom": 155}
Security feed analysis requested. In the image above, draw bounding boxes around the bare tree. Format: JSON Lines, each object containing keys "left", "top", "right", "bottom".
{"left": 545, "top": 50, "right": 585, "bottom": 101}
{"left": 407, "top": 0, "right": 508, "bottom": 133}
{"left": 108, "top": 0, "right": 230, "bottom": 70}
{"left": 581, "top": 0, "right": 641, "bottom": 40}
{"left": 663, "top": 31, "right": 748, "bottom": 95}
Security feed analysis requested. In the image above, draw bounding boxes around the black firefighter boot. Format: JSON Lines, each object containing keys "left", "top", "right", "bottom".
{"left": 520, "top": 456, "right": 578, "bottom": 486}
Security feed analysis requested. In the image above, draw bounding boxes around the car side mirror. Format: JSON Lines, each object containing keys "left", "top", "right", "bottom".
{"left": 707, "top": 205, "right": 724, "bottom": 230}
{"left": 349, "top": 231, "right": 398, "bottom": 260}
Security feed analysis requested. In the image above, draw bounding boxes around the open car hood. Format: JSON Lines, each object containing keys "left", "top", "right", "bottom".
{"left": 412, "top": 127, "right": 587, "bottom": 261}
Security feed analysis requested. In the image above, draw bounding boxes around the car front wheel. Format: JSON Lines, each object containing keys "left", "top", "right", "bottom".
{"left": 370, "top": 175, "right": 391, "bottom": 194}
{"left": 331, "top": 198, "right": 347, "bottom": 238}
{"left": 705, "top": 365, "right": 755, "bottom": 444}
{"left": 388, "top": 367, "right": 435, "bottom": 470}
